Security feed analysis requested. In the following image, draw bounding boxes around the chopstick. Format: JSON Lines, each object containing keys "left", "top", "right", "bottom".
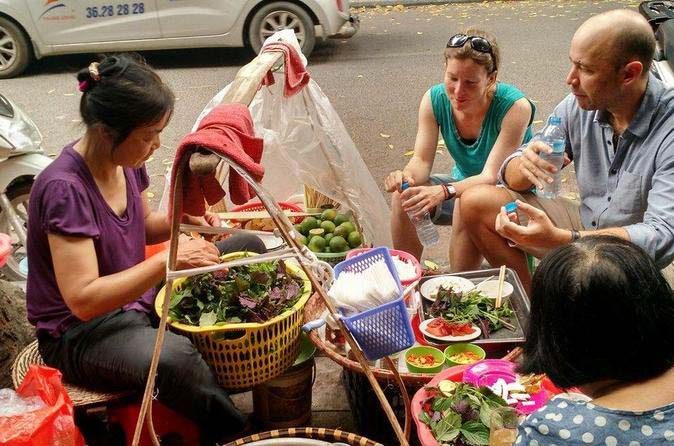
{"left": 401, "top": 279, "right": 420, "bottom": 299}
{"left": 495, "top": 265, "right": 506, "bottom": 309}
{"left": 217, "top": 210, "right": 321, "bottom": 220}
{"left": 476, "top": 275, "right": 496, "bottom": 287}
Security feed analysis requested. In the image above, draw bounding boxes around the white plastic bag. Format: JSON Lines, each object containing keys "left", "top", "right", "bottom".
{"left": 194, "top": 57, "right": 392, "bottom": 246}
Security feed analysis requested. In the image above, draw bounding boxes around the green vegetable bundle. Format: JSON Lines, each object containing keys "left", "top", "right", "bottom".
{"left": 419, "top": 381, "right": 508, "bottom": 446}
{"left": 168, "top": 260, "right": 304, "bottom": 327}
{"left": 429, "top": 287, "right": 515, "bottom": 337}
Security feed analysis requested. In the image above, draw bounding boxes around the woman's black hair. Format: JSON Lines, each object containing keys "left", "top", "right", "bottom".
{"left": 518, "top": 235, "right": 674, "bottom": 389}
{"left": 77, "top": 53, "right": 175, "bottom": 146}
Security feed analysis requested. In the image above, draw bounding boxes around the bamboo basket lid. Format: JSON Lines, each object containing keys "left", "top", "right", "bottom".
{"left": 224, "top": 427, "right": 384, "bottom": 446}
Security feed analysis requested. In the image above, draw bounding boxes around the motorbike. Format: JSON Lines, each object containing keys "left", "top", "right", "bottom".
{"left": 0, "top": 94, "right": 52, "bottom": 281}
{"left": 640, "top": 1, "right": 674, "bottom": 87}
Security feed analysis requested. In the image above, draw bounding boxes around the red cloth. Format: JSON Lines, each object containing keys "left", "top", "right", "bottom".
{"left": 261, "top": 42, "right": 311, "bottom": 97}
{"left": 169, "top": 103, "right": 264, "bottom": 216}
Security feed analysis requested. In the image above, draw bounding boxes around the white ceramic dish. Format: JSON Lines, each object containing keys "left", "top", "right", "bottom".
{"left": 419, "top": 318, "right": 481, "bottom": 342}
{"left": 476, "top": 280, "right": 514, "bottom": 301}
{"left": 420, "top": 276, "right": 476, "bottom": 301}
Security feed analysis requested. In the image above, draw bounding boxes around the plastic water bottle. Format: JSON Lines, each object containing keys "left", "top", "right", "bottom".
{"left": 401, "top": 181, "right": 439, "bottom": 247}
{"left": 537, "top": 116, "right": 566, "bottom": 199}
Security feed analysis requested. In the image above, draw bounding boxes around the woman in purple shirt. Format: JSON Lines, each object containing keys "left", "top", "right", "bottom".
{"left": 26, "top": 54, "right": 262, "bottom": 445}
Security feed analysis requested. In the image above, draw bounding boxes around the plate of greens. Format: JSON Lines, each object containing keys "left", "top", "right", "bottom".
{"left": 427, "top": 286, "right": 515, "bottom": 339}
{"left": 155, "top": 253, "right": 311, "bottom": 332}
{"left": 413, "top": 366, "right": 509, "bottom": 446}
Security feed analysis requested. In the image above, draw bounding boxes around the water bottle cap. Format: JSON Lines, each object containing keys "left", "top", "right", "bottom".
{"left": 548, "top": 116, "right": 562, "bottom": 126}
{"left": 504, "top": 201, "right": 517, "bottom": 214}
{"left": 401, "top": 181, "right": 410, "bottom": 191}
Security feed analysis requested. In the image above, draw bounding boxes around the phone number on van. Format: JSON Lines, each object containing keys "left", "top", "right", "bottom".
{"left": 85, "top": 3, "right": 145, "bottom": 18}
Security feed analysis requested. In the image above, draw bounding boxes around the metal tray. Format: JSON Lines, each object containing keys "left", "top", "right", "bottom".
{"left": 417, "top": 268, "right": 530, "bottom": 357}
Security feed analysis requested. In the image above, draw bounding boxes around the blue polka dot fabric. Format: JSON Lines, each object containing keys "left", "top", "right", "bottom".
{"left": 515, "top": 396, "right": 674, "bottom": 445}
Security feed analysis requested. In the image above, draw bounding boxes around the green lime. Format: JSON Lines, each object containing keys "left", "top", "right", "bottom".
{"left": 303, "top": 217, "right": 320, "bottom": 231}
{"left": 347, "top": 231, "right": 362, "bottom": 248}
{"left": 324, "top": 233, "right": 334, "bottom": 243}
{"left": 308, "top": 236, "right": 326, "bottom": 253}
{"left": 333, "top": 224, "right": 350, "bottom": 239}
{"left": 309, "top": 228, "right": 325, "bottom": 237}
{"left": 329, "top": 235, "right": 349, "bottom": 253}
{"left": 320, "top": 220, "right": 336, "bottom": 234}
{"left": 340, "top": 222, "right": 356, "bottom": 234}
{"left": 334, "top": 213, "right": 349, "bottom": 226}
{"left": 320, "top": 209, "right": 337, "bottom": 221}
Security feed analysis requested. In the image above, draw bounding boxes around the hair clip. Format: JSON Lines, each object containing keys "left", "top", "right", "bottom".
{"left": 88, "top": 62, "right": 101, "bottom": 82}
{"left": 78, "top": 80, "right": 89, "bottom": 92}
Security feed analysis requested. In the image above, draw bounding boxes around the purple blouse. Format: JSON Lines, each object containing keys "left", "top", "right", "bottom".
{"left": 26, "top": 144, "right": 152, "bottom": 337}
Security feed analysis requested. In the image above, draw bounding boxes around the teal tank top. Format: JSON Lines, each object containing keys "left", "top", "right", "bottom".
{"left": 430, "top": 82, "right": 535, "bottom": 180}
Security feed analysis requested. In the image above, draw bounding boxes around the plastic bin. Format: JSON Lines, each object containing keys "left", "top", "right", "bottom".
{"left": 333, "top": 247, "right": 414, "bottom": 360}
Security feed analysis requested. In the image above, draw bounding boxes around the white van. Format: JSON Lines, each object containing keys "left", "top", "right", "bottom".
{"left": 0, "top": 0, "right": 359, "bottom": 78}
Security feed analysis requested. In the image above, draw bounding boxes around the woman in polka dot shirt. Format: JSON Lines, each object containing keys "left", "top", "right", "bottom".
{"left": 515, "top": 235, "right": 674, "bottom": 446}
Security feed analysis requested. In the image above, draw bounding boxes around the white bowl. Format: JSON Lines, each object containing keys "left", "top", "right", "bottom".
{"left": 476, "top": 280, "right": 514, "bottom": 301}
{"left": 419, "top": 276, "right": 476, "bottom": 301}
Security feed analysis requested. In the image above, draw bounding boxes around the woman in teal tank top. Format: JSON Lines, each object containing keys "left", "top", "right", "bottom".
{"left": 384, "top": 28, "right": 535, "bottom": 268}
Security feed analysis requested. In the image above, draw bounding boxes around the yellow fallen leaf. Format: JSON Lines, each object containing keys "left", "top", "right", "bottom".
{"left": 380, "top": 133, "right": 391, "bottom": 138}
{"left": 417, "top": 32, "right": 423, "bottom": 35}
{"left": 146, "top": 157, "right": 154, "bottom": 163}
{"left": 48, "top": 153, "right": 58, "bottom": 158}
{"left": 147, "top": 192, "right": 155, "bottom": 198}
{"left": 357, "top": 74, "right": 364, "bottom": 78}
{"left": 404, "top": 150, "right": 415, "bottom": 157}
{"left": 162, "top": 159, "right": 173, "bottom": 165}
{"left": 388, "top": 144, "right": 394, "bottom": 149}
{"left": 532, "top": 120, "right": 544, "bottom": 124}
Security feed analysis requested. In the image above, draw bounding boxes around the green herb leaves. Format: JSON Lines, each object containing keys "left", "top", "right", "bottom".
{"left": 168, "top": 260, "right": 304, "bottom": 326}
{"left": 429, "top": 287, "right": 514, "bottom": 336}
{"left": 419, "top": 381, "right": 508, "bottom": 446}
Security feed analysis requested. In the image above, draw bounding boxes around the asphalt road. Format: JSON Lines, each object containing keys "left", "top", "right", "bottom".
{"left": 1, "top": 0, "right": 638, "bottom": 251}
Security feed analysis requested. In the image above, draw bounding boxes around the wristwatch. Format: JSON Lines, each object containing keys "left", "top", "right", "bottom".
{"left": 446, "top": 183, "right": 457, "bottom": 200}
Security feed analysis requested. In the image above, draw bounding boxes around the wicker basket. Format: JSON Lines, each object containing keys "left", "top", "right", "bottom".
{"left": 229, "top": 201, "right": 305, "bottom": 225}
{"left": 155, "top": 252, "right": 313, "bottom": 391}
{"left": 314, "top": 249, "right": 349, "bottom": 266}
{"left": 225, "top": 427, "right": 383, "bottom": 446}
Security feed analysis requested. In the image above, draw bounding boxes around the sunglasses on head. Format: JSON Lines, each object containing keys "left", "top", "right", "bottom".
{"left": 447, "top": 34, "right": 495, "bottom": 61}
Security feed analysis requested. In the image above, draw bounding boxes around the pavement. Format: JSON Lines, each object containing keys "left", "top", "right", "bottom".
{"left": 350, "top": 0, "right": 477, "bottom": 7}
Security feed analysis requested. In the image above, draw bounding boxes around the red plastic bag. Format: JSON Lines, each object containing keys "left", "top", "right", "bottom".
{"left": 0, "top": 365, "right": 84, "bottom": 446}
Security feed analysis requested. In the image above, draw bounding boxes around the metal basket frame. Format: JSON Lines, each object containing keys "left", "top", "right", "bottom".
{"left": 131, "top": 49, "right": 411, "bottom": 446}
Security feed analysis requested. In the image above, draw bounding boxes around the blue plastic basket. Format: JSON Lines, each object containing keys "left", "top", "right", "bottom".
{"left": 333, "top": 247, "right": 415, "bottom": 360}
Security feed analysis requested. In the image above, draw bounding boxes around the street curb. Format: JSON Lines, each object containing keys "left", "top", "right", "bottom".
{"left": 351, "top": 0, "right": 479, "bottom": 8}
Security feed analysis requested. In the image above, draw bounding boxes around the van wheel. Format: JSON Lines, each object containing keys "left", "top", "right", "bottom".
{"left": 247, "top": 2, "right": 315, "bottom": 57}
{"left": 0, "top": 17, "right": 32, "bottom": 79}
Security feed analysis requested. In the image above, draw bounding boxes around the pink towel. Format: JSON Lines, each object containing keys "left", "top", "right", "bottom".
{"left": 170, "top": 104, "right": 265, "bottom": 216}
{"left": 261, "top": 42, "right": 311, "bottom": 97}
